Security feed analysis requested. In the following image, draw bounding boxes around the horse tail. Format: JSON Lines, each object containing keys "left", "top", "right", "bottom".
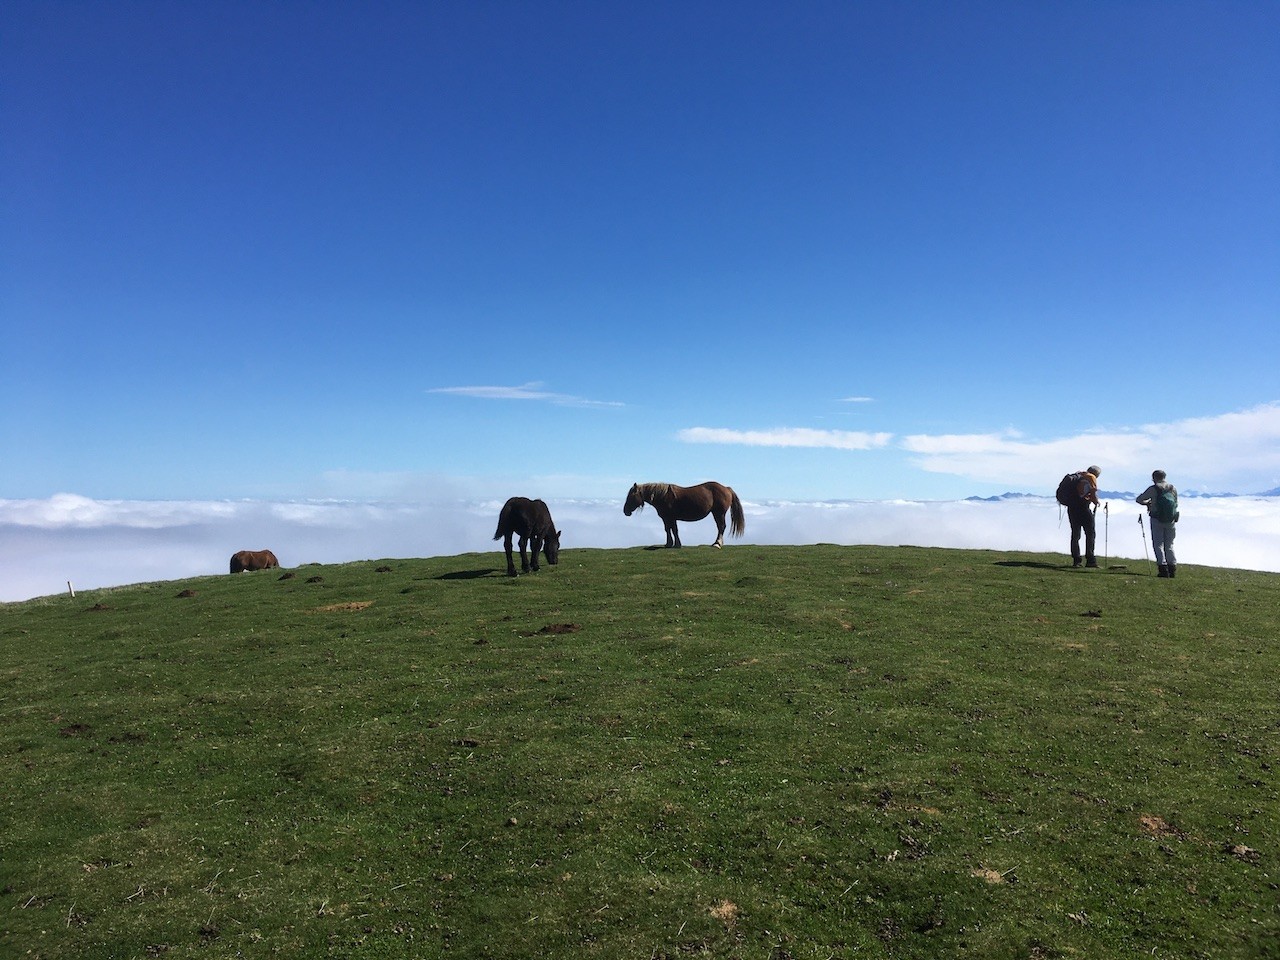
{"left": 729, "top": 490, "right": 746, "bottom": 538}
{"left": 496, "top": 499, "right": 522, "bottom": 545}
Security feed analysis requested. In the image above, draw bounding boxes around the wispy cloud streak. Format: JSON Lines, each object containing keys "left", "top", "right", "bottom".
{"left": 430, "top": 382, "right": 623, "bottom": 408}
{"left": 679, "top": 427, "right": 894, "bottom": 450}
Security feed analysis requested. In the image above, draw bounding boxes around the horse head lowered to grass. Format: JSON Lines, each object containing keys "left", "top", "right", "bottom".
{"left": 230, "top": 549, "right": 280, "bottom": 574}
{"left": 493, "top": 497, "right": 561, "bottom": 577}
{"left": 623, "top": 481, "right": 744, "bottom": 548}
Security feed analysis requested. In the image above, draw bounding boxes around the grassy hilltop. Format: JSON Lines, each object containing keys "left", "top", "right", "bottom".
{"left": 1, "top": 545, "right": 1277, "bottom": 959}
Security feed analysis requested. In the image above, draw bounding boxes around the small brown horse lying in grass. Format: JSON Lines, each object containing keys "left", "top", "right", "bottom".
{"left": 493, "top": 497, "right": 561, "bottom": 577}
{"left": 624, "top": 481, "right": 745, "bottom": 548}
{"left": 229, "top": 549, "right": 280, "bottom": 574}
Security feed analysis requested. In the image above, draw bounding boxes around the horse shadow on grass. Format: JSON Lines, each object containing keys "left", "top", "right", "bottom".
{"left": 434, "top": 568, "right": 503, "bottom": 581}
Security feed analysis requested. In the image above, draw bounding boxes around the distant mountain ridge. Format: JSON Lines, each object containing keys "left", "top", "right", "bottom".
{"left": 968, "top": 488, "right": 1280, "bottom": 502}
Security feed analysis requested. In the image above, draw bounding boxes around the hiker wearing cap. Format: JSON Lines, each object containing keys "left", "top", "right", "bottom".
{"left": 1065, "top": 466, "right": 1102, "bottom": 568}
{"left": 1136, "top": 469, "right": 1179, "bottom": 578}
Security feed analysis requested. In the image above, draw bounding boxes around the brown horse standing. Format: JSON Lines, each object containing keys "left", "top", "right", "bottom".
{"left": 493, "top": 497, "right": 562, "bottom": 577}
{"left": 230, "top": 549, "right": 280, "bottom": 573}
{"left": 623, "top": 481, "right": 745, "bottom": 548}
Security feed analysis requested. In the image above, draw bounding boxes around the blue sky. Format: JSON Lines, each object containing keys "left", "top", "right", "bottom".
{"left": 4, "top": 1, "right": 1278, "bottom": 506}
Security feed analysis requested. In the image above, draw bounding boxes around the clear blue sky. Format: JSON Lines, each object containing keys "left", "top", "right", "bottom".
{"left": 4, "top": 1, "right": 1278, "bottom": 503}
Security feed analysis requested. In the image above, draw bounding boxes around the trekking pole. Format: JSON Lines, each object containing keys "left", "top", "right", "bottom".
{"left": 1138, "top": 513, "right": 1150, "bottom": 565}
{"left": 1103, "top": 502, "right": 1109, "bottom": 568}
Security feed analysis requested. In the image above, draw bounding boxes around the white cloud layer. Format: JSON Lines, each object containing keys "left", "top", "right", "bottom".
{"left": 678, "top": 404, "right": 1280, "bottom": 495}
{"left": 902, "top": 403, "right": 1280, "bottom": 491}
{"left": 3, "top": 493, "right": 1276, "bottom": 603}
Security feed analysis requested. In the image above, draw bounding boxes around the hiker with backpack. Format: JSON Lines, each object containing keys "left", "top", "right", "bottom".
{"left": 1056, "top": 466, "right": 1102, "bottom": 568}
{"left": 1136, "top": 469, "right": 1179, "bottom": 578}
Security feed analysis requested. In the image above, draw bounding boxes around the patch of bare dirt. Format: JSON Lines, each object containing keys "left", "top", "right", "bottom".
{"left": 538, "top": 623, "right": 580, "bottom": 635}
{"left": 709, "top": 900, "right": 739, "bottom": 926}
{"left": 1225, "top": 843, "right": 1260, "bottom": 864}
{"left": 1139, "top": 814, "right": 1185, "bottom": 839}
{"left": 313, "top": 601, "right": 374, "bottom": 613}
{"left": 971, "top": 867, "right": 1012, "bottom": 884}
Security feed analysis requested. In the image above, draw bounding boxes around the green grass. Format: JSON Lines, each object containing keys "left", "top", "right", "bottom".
{"left": 2, "top": 545, "right": 1277, "bottom": 959}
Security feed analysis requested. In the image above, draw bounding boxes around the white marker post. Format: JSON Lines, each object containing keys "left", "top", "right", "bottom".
{"left": 67, "top": 581, "right": 75, "bottom": 598}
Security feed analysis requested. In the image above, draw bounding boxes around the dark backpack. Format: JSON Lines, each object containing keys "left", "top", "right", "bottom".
{"left": 1056, "top": 472, "right": 1082, "bottom": 506}
{"left": 1154, "top": 485, "right": 1179, "bottom": 523}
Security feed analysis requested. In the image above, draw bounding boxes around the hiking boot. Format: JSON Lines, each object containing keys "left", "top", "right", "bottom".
{"left": 1085, "top": 558, "right": 1098, "bottom": 568}
{"left": 1158, "top": 565, "right": 1169, "bottom": 578}
{"left": 1072, "top": 558, "right": 1082, "bottom": 568}
{"left": 1168, "top": 564, "right": 1177, "bottom": 578}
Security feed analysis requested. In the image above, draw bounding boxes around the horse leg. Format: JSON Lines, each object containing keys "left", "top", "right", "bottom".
{"left": 519, "top": 534, "right": 532, "bottom": 573}
{"left": 712, "top": 509, "right": 726, "bottom": 548}
{"left": 504, "top": 533, "right": 518, "bottom": 577}
{"left": 667, "top": 519, "right": 681, "bottom": 548}
{"left": 529, "top": 534, "right": 543, "bottom": 572}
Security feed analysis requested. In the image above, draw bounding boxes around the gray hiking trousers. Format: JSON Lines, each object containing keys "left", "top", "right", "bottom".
{"left": 1151, "top": 518, "right": 1177, "bottom": 566}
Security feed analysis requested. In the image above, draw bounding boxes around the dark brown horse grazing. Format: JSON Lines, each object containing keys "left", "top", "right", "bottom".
{"left": 493, "top": 497, "right": 561, "bottom": 577}
{"left": 230, "top": 549, "right": 280, "bottom": 574}
{"left": 623, "top": 481, "right": 745, "bottom": 548}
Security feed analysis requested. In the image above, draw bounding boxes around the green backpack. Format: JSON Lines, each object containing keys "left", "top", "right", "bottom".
{"left": 1154, "top": 485, "right": 1179, "bottom": 523}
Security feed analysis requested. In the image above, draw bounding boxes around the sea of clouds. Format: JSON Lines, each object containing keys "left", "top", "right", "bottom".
{"left": 2, "top": 492, "right": 1277, "bottom": 602}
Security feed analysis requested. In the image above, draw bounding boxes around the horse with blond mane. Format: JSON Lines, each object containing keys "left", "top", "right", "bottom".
{"left": 623, "top": 481, "right": 745, "bottom": 548}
